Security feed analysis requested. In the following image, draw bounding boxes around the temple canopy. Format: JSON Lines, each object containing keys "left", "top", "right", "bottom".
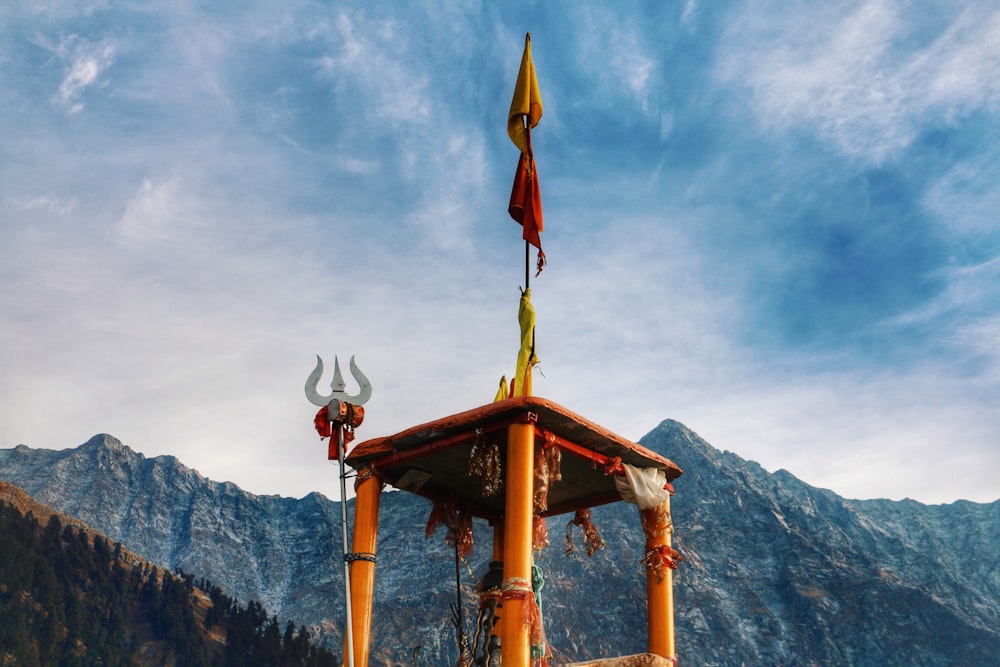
{"left": 346, "top": 395, "right": 682, "bottom": 520}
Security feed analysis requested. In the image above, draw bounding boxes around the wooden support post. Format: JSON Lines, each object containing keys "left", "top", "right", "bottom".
{"left": 489, "top": 521, "right": 505, "bottom": 640}
{"left": 500, "top": 420, "right": 536, "bottom": 667}
{"left": 346, "top": 467, "right": 383, "bottom": 667}
{"left": 644, "top": 494, "right": 675, "bottom": 662}
{"left": 492, "top": 521, "right": 505, "bottom": 562}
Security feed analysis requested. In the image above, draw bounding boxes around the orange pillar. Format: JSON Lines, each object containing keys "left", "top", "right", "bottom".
{"left": 500, "top": 420, "right": 535, "bottom": 667}
{"left": 346, "top": 467, "right": 383, "bottom": 667}
{"left": 644, "top": 495, "right": 675, "bottom": 661}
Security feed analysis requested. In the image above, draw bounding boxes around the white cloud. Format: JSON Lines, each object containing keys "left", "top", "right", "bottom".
{"left": 923, "top": 148, "right": 1000, "bottom": 237}
{"left": 405, "top": 132, "right": 488, "bottom": 251}
{"left": 316, "top": 11, "right": 431, "bottom": 125}
{"left": 918, "top": 7, "right": 1000, "bottom": 114}
{"left": 6, "top": 195, "right": 77, "bottom": 216}
{"left": 717, "top": 0, "right": 1000, "bottom": 163}
{"left": 574, "top": 10, "right": 658, "bottom": 114}
{"left": 3, "top": 0, "right": 998, "bottom": 506}
{"left": 887, "top": 254, "right": 1000, "bottom": 337}
{"left": 116, "top": 178, "right": 207, "bottom": 245}
{"left": 56, "top": 36, "right": 115, "bottom": 113}
{"left": 681, "top": 0, "right": 699, "bottom": 27}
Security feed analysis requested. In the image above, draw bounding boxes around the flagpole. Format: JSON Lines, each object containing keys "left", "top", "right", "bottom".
{"left": 524, "top": 123, "right": 532, "bottom": 291}
{"left": 525, "top": 241, "right": 530, "bottom": 290}
{"left": 337, "top": 423, "right": 356, "bottom": 667}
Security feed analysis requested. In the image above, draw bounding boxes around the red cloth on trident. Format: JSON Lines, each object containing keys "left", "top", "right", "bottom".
{"left": 509, "top": 134, "right": 546, "bottom": 275}
{"left": 314, "top": 405, "right": 357, "bottom": 460}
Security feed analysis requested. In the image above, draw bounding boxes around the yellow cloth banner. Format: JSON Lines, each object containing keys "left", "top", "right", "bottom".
{"left": 508, "top": 33, "right": 543, "bottom": 154}
{"left": 494, "top": 375, "right": 509, "bottom": 402}
{"left": 514, "top": 289, "right": 539, "bottom": 397}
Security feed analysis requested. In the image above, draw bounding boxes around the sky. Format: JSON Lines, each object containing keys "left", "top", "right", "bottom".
{"left": 2, "top": 0, "right": 999, "bottom": 505}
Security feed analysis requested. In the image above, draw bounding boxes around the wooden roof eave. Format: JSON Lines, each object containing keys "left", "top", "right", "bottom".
{"left": 346, "top": 396, "right": 682, "bottom": 519}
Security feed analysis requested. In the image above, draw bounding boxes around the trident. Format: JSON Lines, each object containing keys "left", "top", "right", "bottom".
{"left": 305, "top": 354, "right": 372, "bottom": 667}
{"left": 305, "top": 355, "right": 372, "bottom": 409}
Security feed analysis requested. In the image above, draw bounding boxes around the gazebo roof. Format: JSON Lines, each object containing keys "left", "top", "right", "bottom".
{"left": 346, "top": 396, "right": 682, "bottom": 520}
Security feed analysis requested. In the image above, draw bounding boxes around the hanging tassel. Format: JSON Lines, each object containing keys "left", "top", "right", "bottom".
{"left": 426, "top": 497, "right": 475, "bottom": 558}
{"left": 532, "top": 515, "right": 549, "bottom": 551}
{"left": 565, "top": 508, "right": 606, "bottom": 557}
{"left": 639, "top": 504, "right": 673, "bottom": 541}
{"left": 469, "top": 430, "right": 503, "bottom": 497}
{"left": 640, "top": 544, "right": 684, "bottom": 581}
{"left": 533, "top": 435, "right": 561, "bottom": 513}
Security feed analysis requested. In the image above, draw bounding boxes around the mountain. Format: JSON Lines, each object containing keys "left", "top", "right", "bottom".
{"left": 1, "top": 423, "right": 998, "bottom": 666}
{"left": 649, "top": 420, "right": 1000, "bottom": 666}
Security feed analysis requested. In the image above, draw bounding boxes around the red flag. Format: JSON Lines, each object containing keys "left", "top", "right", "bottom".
{"left": 509, "top": 136, "right": 546, "bottom": 275}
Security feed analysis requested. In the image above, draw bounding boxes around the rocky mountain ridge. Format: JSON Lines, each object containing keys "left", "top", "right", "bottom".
{"left": 2, "top": 421, "right": 998, "bottom": 666}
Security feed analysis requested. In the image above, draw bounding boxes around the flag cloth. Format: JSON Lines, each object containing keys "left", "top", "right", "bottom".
{"left": 512, "top": 289, "right": 539, "bottom": 397}
{"left": 508, "top": 138, "right": 544, "bottom": 249}
{"left": 494, "top": 375, "right": 509, "bottom": 403}
{"left": 507, "top": 33, "right": 543, "bottom": 154}
{"left": 508, "top": 33, "right": 546, "bottom": 275}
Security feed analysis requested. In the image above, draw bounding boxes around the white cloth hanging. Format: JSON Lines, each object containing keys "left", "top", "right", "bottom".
{"left": 614, "top": 463, "right": 672, "bottom": 510}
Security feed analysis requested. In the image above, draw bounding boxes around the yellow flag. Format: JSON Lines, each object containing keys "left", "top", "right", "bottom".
{"left": 513, "top": 289, "right": 539, "bottom": 397}
{"left": 494, "top": 375, "right": 509, "bottom": 402}
{"left": 507, "top": 33, "right": 543, "bottom": 154}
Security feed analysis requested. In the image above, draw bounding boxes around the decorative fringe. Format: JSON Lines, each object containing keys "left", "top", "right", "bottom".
{"left": 535, "top": 250, "right": 547, "bottom": 277}
{"left": 532, "top": 515, "right": 550, "bottom": 551}
{"left": 501, "top": 577, "right": 549, "bottom": 666}
{"left": 354, "top": 465, "right": 384, "bottom": 492}
{"left": 425, "top": 497, "right": 475, "bottom": 558}
{"left": 533, "top": 436, "right": 561, "bottom": 513}
{"left": 313, "top": 404, "right": 365, "bottom": 452}
{"left": 468, "top": 429, "right": 503, "bottom": 497}
{"left": 639, "top": 502, "right": 682, "bottom": 581}
{"left": 639, "top": 504, "right": 673, "bottom": 541}
{"left": 602, "top": 455, "right": 624, "bottom": 476}
{"left": 640, "top": 544, "right": 684, "bottom": 581}
{"left": 564, "top": 508, "right": 606, "bottom": 557}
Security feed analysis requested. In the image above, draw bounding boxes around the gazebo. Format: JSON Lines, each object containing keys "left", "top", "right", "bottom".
{"left": 341, "top": 394, "right": 684, "bottom": 667}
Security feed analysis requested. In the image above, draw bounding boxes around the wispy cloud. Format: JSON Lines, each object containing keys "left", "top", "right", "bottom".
{"left": 573, "top": 9, "right": 659, "bottom": 115}
{"left": 55, "top": 36, "right": 115, "bottom": 114}
{"left": 315, "top": 11, "right": 431, "bottom": 126}
{"left": 717, "top": 0, "right": 1000, "bottom": 163}
{"left": 116, "top": 178, "right": 205, "bottom": 245}
{"left": 923, "top": 146, "right": 1000, "bottom": 238}
{"left": 2, "top": 0, "right": 999, "bottom": 504}
{"left": 6, "top": 195, "right": 77, "bottom": 216}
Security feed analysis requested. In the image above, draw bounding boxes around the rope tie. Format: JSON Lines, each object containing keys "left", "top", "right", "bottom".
{"left": 602, "top": 455, "right": 624, "bottom": 475}
{"left": 501, "top": 577, "right": 533, "bottom": 595}
{"left": 344, "top": 552, "right": 377, "bottom": 564}
{"left": 354, "top": 465, "right": 385, "bottom": 491}
{"left": 501, "top": 577, "right": 547, "bottom": 663}
{"left": 640, "top": 544, "right": 683, "bottom": 581}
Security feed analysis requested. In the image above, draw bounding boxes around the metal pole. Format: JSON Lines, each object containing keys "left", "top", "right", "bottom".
{"left": 454, "top": 539, "right": 468, "bottom": 666}
{"left": 338, "top": 423, "right": 356, "bottom": 667}
{"left": 524, "top": 122, "right": 532, "bottom": 292}
{"left": 525, "top": 240, "right": 530, "bottom": 290}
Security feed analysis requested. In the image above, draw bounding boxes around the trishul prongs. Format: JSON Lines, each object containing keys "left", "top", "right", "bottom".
{"left": 305, "top": 355, "right": 372, "bottom": 407}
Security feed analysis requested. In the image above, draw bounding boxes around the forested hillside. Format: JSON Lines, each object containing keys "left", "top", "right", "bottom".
{"left": 0, "top": 481, "right": 337, "bottom": 666}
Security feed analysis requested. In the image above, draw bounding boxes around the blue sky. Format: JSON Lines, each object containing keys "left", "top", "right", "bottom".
{"left": 2, "top": 0, "right": 998, "bottom": 504}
